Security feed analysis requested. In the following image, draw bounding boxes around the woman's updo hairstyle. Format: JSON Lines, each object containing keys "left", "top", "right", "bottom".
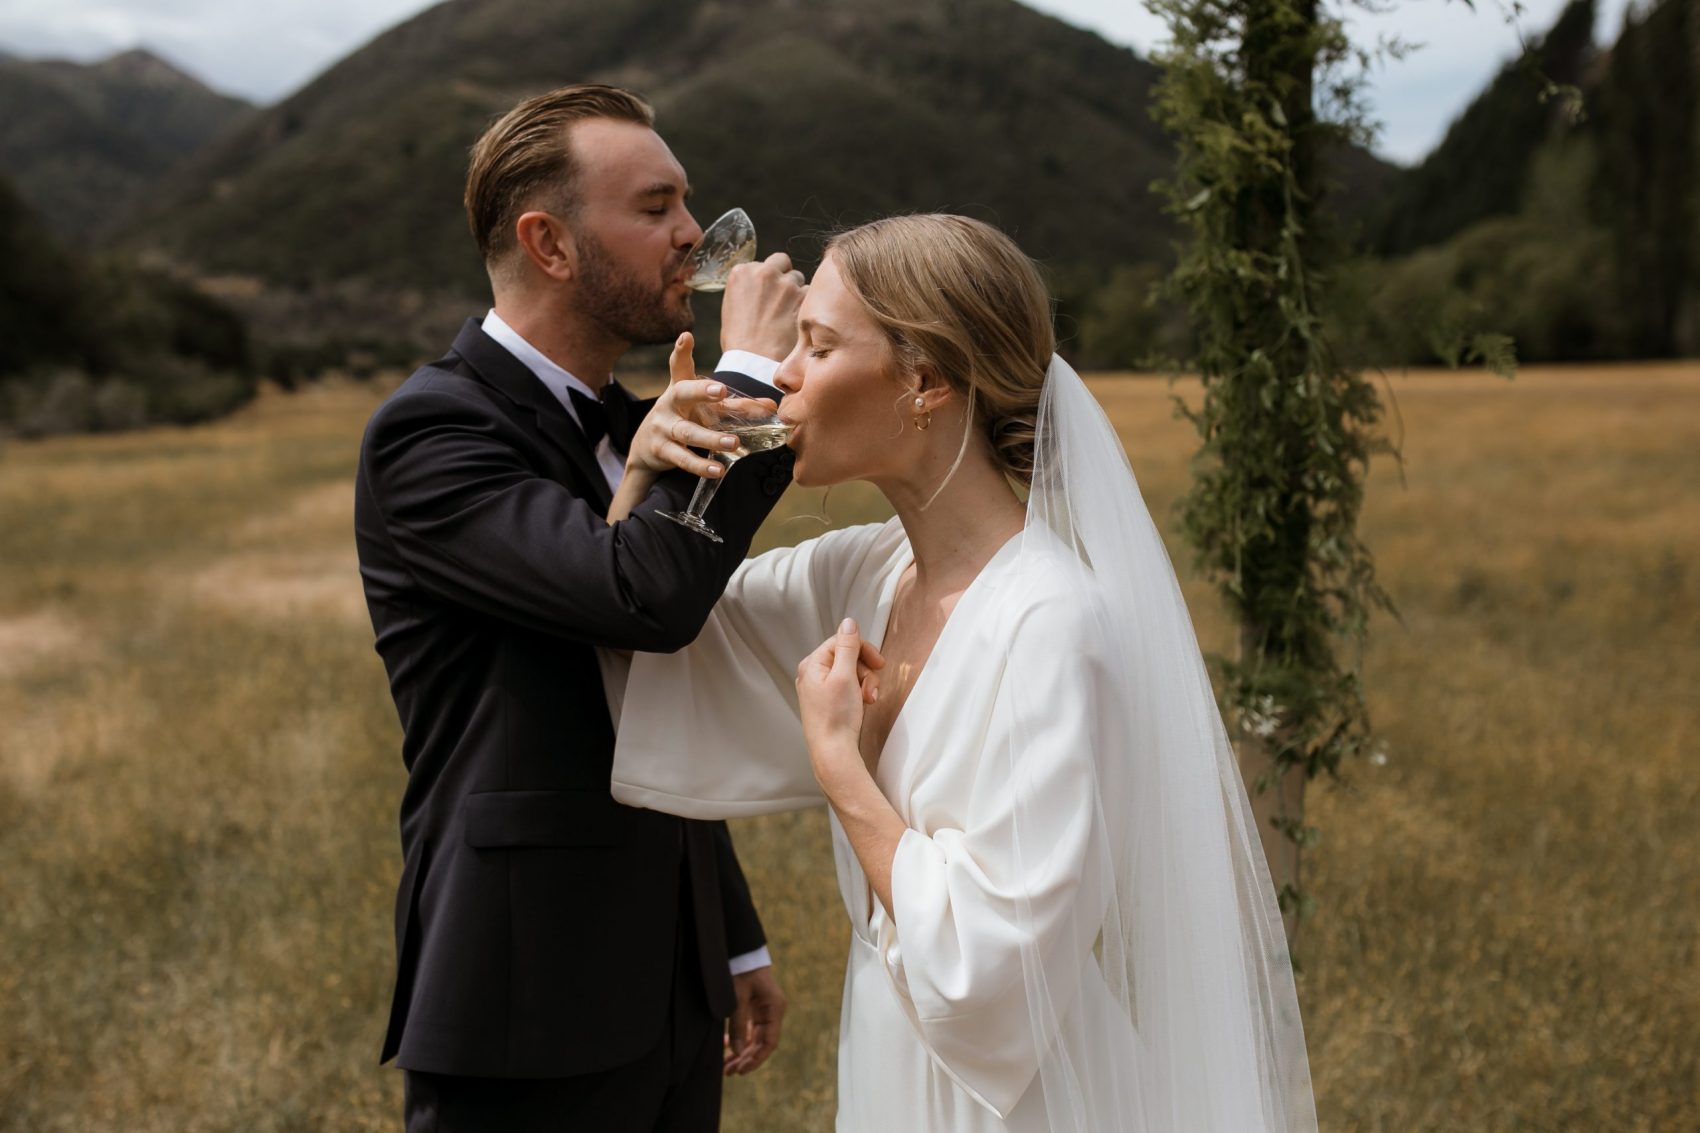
{"left": 826, "top": 214, "right": 1054, "bottom": 486}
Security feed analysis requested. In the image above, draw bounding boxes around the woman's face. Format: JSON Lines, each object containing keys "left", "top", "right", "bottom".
{"left": 774, "top": 254, "right": 913, "bottom": 488}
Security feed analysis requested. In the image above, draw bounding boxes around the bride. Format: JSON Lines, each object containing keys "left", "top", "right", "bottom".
{"left": 607, "top": 214, "right": 1317, "bottom": 1132}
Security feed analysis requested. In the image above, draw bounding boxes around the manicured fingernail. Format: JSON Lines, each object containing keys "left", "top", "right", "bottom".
{"left": 707, "top": 382, "right": 724, "bottom": 397}
{"left": 870, "top": 685, "right": 880, "bottom": 702}
{"left": 722, "top": 435, "right": 738, "bottom": 449}
{"left": 840, "top": 617, "right": 855, "bottom": 633}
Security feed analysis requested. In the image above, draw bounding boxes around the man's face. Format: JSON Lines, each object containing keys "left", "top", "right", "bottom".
{"left": 565, "top": 119, "right": 703, "bottom": 347}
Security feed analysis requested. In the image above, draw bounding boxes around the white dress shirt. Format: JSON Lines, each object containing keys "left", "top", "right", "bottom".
{"left": 481, "top": 309, "right": 774, "bottom": 977}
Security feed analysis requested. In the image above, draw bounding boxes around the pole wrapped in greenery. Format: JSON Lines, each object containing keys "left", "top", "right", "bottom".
{"left": 1145, "top": 0, "right": 1395, "bottom": 940}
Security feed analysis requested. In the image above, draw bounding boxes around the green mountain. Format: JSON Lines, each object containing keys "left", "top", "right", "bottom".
{"left": 0, "top": 169, "right": 255, "bottom": 435}
{"left": 1368, "top": 0, "right": 1600, "bottom": 257}
{"left": 132, "top": 0, "right": 1393, "bottom": 308}
{"left": 1358, "top": 0, "right": 1700, "bottom": 361}
{"left": 0, "top": 48, "right": 253, "bottom": 237}
{"left": 0, "top": 173, "right": 88, "bottom": 375}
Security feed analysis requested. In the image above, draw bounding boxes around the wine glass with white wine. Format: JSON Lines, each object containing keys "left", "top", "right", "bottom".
{"left": 656, "top": 399, "right": 793, "bottom": 542}
{"left": 682, "top": 207, "right": 758, "bottom": 292}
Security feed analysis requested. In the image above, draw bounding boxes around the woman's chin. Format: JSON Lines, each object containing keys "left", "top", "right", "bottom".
{"left": 788, "top": 457, "right": 834, "bottom": 490}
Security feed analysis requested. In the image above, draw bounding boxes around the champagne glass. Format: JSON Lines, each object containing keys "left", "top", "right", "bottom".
{"left": 683, "top": 207, "right": 757, "bottom": 292}
{"left": 656, "top": 400, "right": 793, "bottom": 542}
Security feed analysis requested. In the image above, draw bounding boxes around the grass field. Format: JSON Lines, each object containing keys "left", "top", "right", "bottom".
{"left": 1, "top": 364, "right": 1695, "bottom": 1131}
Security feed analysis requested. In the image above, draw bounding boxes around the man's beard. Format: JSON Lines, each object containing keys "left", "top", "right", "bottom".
{"left": 575, "top": 234, "right": 693, "bottom": 347}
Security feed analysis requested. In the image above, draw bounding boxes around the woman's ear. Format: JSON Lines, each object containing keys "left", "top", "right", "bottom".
{"left": 514, "top": 211, "right": 577, "bottom": 282}
{"left": 912, "top": 364, "right": 953, "bottom": 413}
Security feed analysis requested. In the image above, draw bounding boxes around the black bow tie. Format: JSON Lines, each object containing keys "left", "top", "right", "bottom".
{"left": 567, "top": 385, "right": 633, "bottom": 455}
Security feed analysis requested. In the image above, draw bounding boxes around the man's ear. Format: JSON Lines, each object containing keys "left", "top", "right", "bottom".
{"left": 514, "top": 210, "right": 577, "bottom": 282}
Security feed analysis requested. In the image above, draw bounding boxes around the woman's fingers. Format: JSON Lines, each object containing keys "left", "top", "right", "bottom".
{"left": 662, "top": 412, "right": 740, "bottom": 454}
{"left": 657, "top": 442, "right": 726, "bottom": 479}
{"left": 668, "top": 331, "right": 696, "bottom": 386}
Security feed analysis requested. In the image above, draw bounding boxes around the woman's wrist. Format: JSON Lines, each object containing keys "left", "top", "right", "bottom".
{"left": 813, "top": 737, "right": 872, "bottom": 797}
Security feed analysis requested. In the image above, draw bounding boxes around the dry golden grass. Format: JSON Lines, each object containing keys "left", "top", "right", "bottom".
{"left": 1, "top": 365, "right": 1694, "bottom": 1130}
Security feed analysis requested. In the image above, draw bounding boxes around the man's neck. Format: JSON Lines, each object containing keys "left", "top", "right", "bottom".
{"left": 491, "top": 295, "right": 625, "bottom": 392}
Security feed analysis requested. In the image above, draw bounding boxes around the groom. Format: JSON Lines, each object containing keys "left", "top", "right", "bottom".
{"left": 354, "top": 84, "right": 800, "bottom": 1131}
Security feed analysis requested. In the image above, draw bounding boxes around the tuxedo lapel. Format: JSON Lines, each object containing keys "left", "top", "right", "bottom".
{"left": 449, "top": 319, "right": 613, "bottom": 511}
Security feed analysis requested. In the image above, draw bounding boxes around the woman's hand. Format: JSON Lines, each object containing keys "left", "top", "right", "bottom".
{"left": 796, "top": 618, "right": 885, "bottom": 788}
{"left": 608, "top": 332, "right": 776, "bottom": 522}
{"left": 626, "top": 332, "right": 768, "bottom": 479}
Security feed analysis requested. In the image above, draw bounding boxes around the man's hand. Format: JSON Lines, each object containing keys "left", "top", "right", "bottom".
{"left": 724, "top": 965, "right": 786, "bottom": 1076}
{"left": 721, "top": 252, "right": 806, "bottom": 360}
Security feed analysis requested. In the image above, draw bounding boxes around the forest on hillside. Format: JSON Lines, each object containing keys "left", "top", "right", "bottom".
{"left": 0, "top": 0, "right": 1693, "bottom": 436}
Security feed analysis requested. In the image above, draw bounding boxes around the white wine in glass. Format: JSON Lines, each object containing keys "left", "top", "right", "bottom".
{"left": 657, "top": 405, "right": 793, "bottom": 543}
{"left": 683, "top": 207, "right": 757, "bottom": 293}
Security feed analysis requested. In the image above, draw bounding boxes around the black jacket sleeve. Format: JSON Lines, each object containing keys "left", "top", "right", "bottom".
{"left": 714, "top": 821, "right": 768, "bottom": 959}
{"left": 363, "top": 378, "right": 788, "bottom": 653}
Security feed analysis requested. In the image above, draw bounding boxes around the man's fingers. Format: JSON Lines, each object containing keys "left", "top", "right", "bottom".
{"left": 727, "top": 1008, "right": 749, "bottom": 1059}
{"left": 744, "top": 1014, "right": 782, "bottom": 1072}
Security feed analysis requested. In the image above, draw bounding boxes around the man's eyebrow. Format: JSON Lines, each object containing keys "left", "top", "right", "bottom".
{"left": 637, "top": 182, "right": 692, "bottom": 199}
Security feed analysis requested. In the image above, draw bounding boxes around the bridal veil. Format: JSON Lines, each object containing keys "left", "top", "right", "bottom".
{"left": 996, "top": 355, "right": 1318, "bottom": 1131}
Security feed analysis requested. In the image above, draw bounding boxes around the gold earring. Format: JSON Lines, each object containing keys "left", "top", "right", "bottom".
{"left": 913, "top": 396, "right": 931, "bottom": 431}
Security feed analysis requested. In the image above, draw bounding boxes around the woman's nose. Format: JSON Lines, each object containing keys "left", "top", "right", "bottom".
{"left": 773, "top": 342, "right": 803, "bottom": 394}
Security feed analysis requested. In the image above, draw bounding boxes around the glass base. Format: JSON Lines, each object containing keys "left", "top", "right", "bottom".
{"left": 655, "top": 509, "right": 724, "bottom": 543}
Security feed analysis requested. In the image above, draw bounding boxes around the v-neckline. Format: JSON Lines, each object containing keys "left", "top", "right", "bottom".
{"left": 865, "top": 527, "right": 1023, "bottom": 774}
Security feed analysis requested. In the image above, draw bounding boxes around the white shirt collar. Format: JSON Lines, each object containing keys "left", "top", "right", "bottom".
{"left": 480, "top": 309, "right": 604, "bottom": 427}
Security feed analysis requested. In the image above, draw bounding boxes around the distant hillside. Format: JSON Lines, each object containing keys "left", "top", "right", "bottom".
{"left": 1369, "top": 0, "right": 1599, "bottom": 256}
{"left": 1358, "top": 0, "right": 1699, "bottom": 361}
{"left": 0, "top": 173, "right": 87, "bottom": 375}
{"left": 0, "top": 48, "right": 253, "bottom": 237}
{"left": 133, "top": 0, "right": 1392, "bottom": 308}
{"left": 0, "top": 169, "right": 255, "bottom": 436}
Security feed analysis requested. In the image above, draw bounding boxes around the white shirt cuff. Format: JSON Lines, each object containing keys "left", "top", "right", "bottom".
{"left": 715, "top": 350, "right": 781, "bottom": 386}
{"left": 728, "top": 945, "right": 772, "bottom": 976}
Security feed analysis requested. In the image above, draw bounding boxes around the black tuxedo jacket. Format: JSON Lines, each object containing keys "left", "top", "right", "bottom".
{"left": 354, "top": 319, "right": 792, "bottom": 1079}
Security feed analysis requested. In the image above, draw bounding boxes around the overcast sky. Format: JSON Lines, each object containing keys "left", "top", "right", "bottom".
{"left": 0, "top": 0, "right": 1639, "bottom": 164}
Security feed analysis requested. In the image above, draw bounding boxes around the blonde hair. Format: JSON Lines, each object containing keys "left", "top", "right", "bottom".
{"left": 826, "top": 214, "right": 1054, "bottom": 486}
{"left": 464, "top": 84, "right": 654, "bottom": 269}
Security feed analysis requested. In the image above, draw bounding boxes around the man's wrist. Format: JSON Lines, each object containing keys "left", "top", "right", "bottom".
{"left": 729, "top": 944, "right": 772, "bottom": 976}
{"left": 715, "top": 350, "right": 781, "bottom": 390}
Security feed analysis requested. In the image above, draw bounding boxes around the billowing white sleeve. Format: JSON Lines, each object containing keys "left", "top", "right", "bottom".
{"left": 879, "top": 594, "right": 1115, "bottom": 1118}
{"left": 610, "top": 522, "right": 890, "bottom": 818}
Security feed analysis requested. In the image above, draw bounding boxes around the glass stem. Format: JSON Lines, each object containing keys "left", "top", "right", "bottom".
{"left": 685, "top": 461, "right": 730, "bottom": 519}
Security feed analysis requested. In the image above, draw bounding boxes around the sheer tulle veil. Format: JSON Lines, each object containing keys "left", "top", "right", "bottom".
{"left": 1000, "top": 355, "right": 1318, "bottom": 1131}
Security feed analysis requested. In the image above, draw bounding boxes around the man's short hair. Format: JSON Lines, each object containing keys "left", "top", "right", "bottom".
{"left": 464, "top": 84, "right": 655, "bottom": 268}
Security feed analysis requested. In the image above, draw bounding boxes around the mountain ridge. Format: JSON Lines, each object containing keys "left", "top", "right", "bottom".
{"left": 131, "top": 0, "right": 1392, "bottom": 308}
{"left": 0, "top": 46, "right": 254, "bottom": 236}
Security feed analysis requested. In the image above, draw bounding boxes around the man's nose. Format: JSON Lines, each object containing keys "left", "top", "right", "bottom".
{"left": 679, "top": 211, "right": 704, "bottom": 250}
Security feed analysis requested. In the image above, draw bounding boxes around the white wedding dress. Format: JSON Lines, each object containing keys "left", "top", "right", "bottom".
{"left": 609, "top": 517, "right": 1137, "bottom": 1130}
{"left": 607, "top": 356, "right": 1316, "bottom": 1133}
